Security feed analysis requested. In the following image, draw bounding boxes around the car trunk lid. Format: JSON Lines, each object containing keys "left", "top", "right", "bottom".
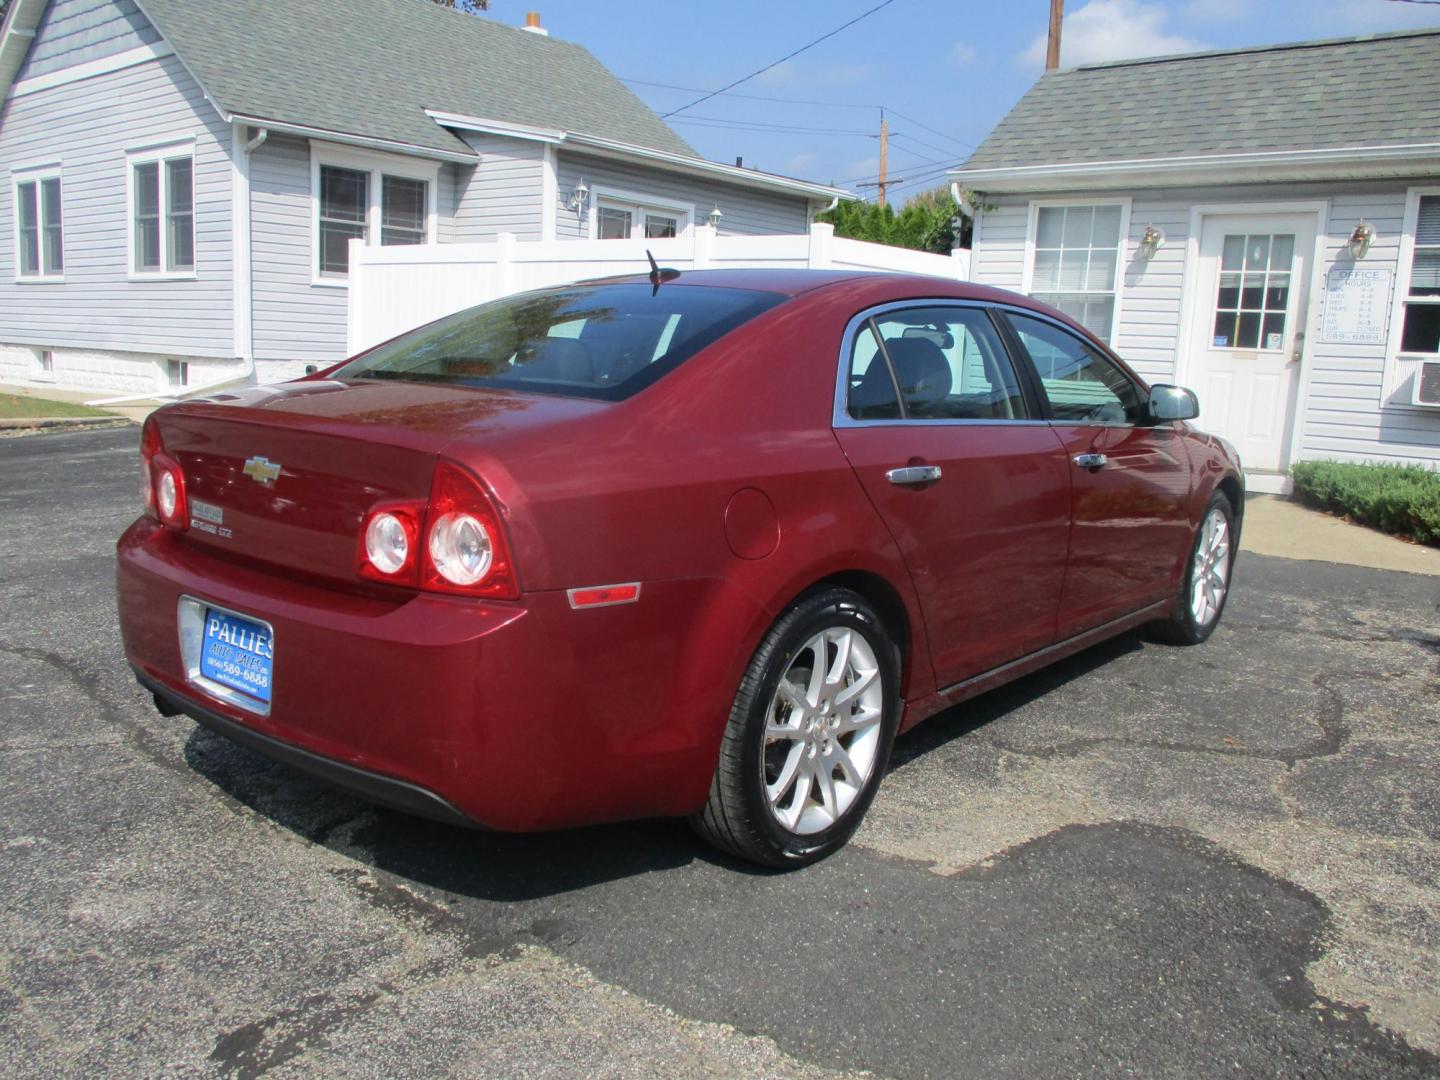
{"left": 153, "top": 379, "right": 602, "bottom": 587}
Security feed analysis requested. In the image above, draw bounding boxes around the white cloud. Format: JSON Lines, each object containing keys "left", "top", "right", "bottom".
{"left": 1020, "top": 0, "right": 1207, "bottom": 68}
{"left": 1316, "top": 0, "right": 1440, "bottom": 32}
{"left": 949, "top": 41, "right": 977, "bottom": 67}
{"left": 782, "top": 152, "right": 818, "bottom": 176}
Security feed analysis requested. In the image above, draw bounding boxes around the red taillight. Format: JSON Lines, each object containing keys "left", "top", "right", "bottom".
{"left": 357, "top": 504, "right": 422, "bottom": 585}
{"left": 356, "top": 461, "right": 518, "bottom": 599}
{"left": 140, "top": 417, "right": 187, "bottom": 530}
{"left": 421, "top": 462, "right": 518, "bottom": 599}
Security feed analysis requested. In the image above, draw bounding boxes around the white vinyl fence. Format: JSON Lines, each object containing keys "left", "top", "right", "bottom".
{"left": 346, "top": 223, "right": 971, "bottom": 354}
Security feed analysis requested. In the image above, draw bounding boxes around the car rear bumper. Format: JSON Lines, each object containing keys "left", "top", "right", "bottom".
{"left": 137, "top": 669, "right": 478, "bottom": 828}
{"left": 117, "top": 519, "right": 733, "bottom": 831}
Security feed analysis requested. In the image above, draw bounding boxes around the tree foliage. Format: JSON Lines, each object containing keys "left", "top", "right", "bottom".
{"left": 817, "top": 186, "right": 974, "bottom": 254}
{"left": 431, "top": 0, "right": 488, "bottom": 11}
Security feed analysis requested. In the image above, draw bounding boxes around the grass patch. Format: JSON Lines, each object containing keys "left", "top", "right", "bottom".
{"left": 0, "top": 393, "right": 109, "bottom": 419}
{"left": 1290, "top": 459, "right": 1440, "bottom": 547}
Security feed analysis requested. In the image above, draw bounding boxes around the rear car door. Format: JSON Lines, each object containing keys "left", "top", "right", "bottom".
{"left": 832, "top": 302, "right": 1072, "bottom": 689}
{"left": 999, "top": 310, "right": 1195, "bottom": 639}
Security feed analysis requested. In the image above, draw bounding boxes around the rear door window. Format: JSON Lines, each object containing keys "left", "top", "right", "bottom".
{"left": 341, "top": 283, "right": 785, "bottom": 401}
{"left": 846, "top": 305, "right": 1030, "bottom": 421}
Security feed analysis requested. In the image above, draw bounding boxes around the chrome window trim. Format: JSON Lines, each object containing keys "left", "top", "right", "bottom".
{"left": 177, "top": 595, "right": 275, "bottom": 717}
{"left": 832, "top": 298, "right": 1053, "bottom": 430}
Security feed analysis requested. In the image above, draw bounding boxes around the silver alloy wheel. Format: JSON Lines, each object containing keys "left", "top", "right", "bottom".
{"left": 762, "top": 627, "right": 885, "bottom": 835}
{"left": 1190, "top": 505, "right": 1232, "bottom": 627}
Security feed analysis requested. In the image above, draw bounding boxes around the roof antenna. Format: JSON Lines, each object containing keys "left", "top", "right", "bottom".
{"left": 647, "top": 249, "right": 680, "bottom": 296}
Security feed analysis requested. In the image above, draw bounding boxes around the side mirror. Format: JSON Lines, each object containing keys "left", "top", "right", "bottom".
{"left": 1148, "top": 384, "right": 1199, "bottom": 422}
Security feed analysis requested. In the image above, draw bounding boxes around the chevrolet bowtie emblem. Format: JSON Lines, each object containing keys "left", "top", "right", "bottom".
{"left": 242, "top": 456, "right": 282, "bottom": 485}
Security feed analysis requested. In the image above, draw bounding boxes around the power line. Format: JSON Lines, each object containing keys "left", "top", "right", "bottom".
{"left": 667, "top": 113, "right": 877, "bottom": 137}
{"left": 889, "top": 130, "right": 966, "bottom": 160}
{"left": 1377, "top": 0, "right": 1440, "bottom": 5}
{"left": 660, "top": 0, "right": 901, "bottom": 118}
{"left": 621, "top": 77, "right": 880, "bottom": 112}
{"left": 879, "top": 107, "right": 974, "bottom": 151}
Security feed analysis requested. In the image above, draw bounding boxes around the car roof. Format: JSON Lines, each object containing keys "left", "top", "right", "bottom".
{"left": 579, "top": 267, "right": 1040, "bottom": 306}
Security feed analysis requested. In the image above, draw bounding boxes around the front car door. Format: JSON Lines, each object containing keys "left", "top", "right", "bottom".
{"left": 832, "top": 302, "right": 1072, "bottom": 689}
{"left": 1000, "top": 310, "right": 1195, "bottom": 640}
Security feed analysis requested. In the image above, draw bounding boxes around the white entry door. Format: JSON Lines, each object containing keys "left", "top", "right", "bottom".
{"left": 1187, "top": 212, "right": 1317, "bottom": 474}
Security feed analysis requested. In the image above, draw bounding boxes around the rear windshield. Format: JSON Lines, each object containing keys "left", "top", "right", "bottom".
{"left": 338, "top": 282, "right": 786, "bottom": 401}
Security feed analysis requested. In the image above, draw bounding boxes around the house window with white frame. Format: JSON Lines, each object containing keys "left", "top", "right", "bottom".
{"left": 314, "top": 153, "right": 436, "bottom": 279}
{"left": 129, "top": 145, "right": 194, "bottom": 275}
{"left": 14, "top": 166, "right": 63, "bottom": 280}
{"left": 1028, "top": 204, "right": 1123, "bottom": 342}
{"left": 595, "top": 198, "right": 685, "bottom": 240}
{"left": 1400, "top": 194, "right": 1440, "bottom": 355}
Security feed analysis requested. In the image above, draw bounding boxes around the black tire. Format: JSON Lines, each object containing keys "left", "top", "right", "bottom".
{"left": 1149, "top": 491, "right": 1236, "bottom": 645}
{"left": 692, "top": 587, "right": 901, "bottom": 869}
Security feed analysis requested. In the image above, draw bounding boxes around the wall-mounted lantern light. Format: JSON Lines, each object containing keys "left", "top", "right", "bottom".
{"left": 567, "top": 179, "right": 590, "bottom": 215}
{"left": 1137, "top": 223, "right": 1165, "bottom": 260}
{"left": 707, "top": 206, "right": 723, "bottom": 229}
{"left": 1347, "top": 220, "right": 1376, "bottom": 260}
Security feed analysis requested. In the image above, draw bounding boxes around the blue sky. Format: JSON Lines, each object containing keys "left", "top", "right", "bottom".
{"left": 513, "top": 0, "right": 1439, "bottom": 202}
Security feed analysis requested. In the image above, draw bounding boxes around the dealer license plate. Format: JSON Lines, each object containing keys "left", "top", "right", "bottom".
{"left": 199, "top": 608, "right": 274, "bottom": 704}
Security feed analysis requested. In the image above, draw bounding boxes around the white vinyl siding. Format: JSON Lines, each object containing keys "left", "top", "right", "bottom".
{"left": 555, "top": 151, "right": 809, "bottom": 240}
{"left": 969, "top": 182, "right": 1440, "bottom": 467}
{"left": 0, "top": 51, "right": 232, "bottom": 356}
{"left": 15, "top": 0, "right": 161, "bottom": 80}
{"left": 451, "top": 133, "right": 547, "bottom": 242}
{"left": 249, "top": 134, "right": 347, "bottom": 367}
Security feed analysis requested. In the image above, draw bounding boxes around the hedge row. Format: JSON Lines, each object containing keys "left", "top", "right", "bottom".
{"left": 1290, "top": 460, "right": 1440, "bottom": 547}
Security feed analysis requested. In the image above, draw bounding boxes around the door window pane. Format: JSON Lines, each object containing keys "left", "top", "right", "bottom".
{"left": 1211, "top": 232, "right": 1293, "bottom": 350}
{"left": 166, "top": 158, "right": 194, "bottom": 270}
{"left": 319, "top": 166, "right": 368, "bottom": 275}
{"left": 597, "top": 205, "right": 632, "bottom": 240}
{"left": 1007, "top": 312, "right": 1144, "bottom": 424}
{"left": 381, "top": 175, "right": 426, "bottom": 245}
{"left": 17, "top": 181, "right": 39, "bottom": 277}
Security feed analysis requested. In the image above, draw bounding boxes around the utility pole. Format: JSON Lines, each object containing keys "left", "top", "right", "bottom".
{"left": 877, "top": 111, "right": 889, "bottom": 208}
{"left": 1046, "top": 0, "right": 1064, "bottom": 71}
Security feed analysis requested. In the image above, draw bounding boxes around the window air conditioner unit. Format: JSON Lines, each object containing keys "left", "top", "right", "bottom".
{"left": 1414, "top": 359, "right": 1440, "bottom": 407}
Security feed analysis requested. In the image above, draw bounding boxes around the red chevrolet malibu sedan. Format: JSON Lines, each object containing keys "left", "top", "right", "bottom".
{"left": 117, "top": 269, "right": 1243, "bottom": 867}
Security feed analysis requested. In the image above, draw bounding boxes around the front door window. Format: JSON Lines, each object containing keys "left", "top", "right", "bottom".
{"left": 1212, "top": 233, "right": 1294, "bottom": 350}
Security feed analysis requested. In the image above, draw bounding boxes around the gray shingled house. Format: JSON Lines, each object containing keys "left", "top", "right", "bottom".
{"left": 0, "top": 0, "right": 847, "bottom": 394}
{"left": 952, "top": 29, "right": 1440, "bottom": 488}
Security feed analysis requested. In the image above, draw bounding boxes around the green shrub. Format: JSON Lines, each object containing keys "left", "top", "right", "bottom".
{"left": 1290, "top": 459, "right": 1440, "bottom": 547}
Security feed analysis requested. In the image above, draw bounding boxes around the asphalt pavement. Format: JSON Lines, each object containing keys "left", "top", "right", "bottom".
{"left": 2, "top": 426, "right": 1438, "bottom": 1079}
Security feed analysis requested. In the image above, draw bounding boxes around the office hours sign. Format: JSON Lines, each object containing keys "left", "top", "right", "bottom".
{"left": 1322, "top": 268, "right": 1391, "bottom": 345}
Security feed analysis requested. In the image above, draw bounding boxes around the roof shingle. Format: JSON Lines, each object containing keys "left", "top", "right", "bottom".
{"left": 137, "top": 0, "right": 696, "bottom": 157}
{"left": 961, "top": 29, "right": 1440, "bottom": 171}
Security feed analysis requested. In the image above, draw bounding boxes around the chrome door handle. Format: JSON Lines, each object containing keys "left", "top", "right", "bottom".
{"left": 1073, "top": 453, "right": 1107, "bottom": 469}
{"left": 886, "top": 465, "right": 942, "bottom": 486}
